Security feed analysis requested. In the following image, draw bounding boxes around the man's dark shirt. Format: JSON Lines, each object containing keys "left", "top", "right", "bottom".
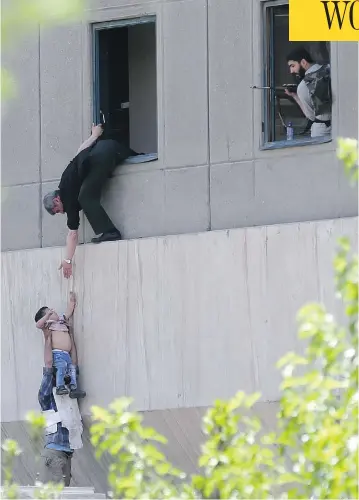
{"left": 58, "top": 146, "right": 93, "bottom": 230}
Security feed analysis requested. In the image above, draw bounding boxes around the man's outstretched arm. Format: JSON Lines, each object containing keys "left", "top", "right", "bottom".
{"left": 285, "top": 87, "right": 315, "bottom": 121}
{"left": 59, "top": 124, "right": 103, "bottom": 279}
{"left": 59, "top": 229, "right": 78, "bottom": 279}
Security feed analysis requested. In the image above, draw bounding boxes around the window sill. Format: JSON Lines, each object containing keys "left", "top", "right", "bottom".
{"left": 114, "top": 154, "right": 160, "bottom": 177}
{"left": 124, "top": 153, "right": 158, "bottom": 165}
{"left": 261, "top": 136, "right": 332, "bottom": 151}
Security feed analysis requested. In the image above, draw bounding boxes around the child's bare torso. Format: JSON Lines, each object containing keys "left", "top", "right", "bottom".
{"left": 47, "top": 315, "right": 72, "bottom": 352}
{"left": 51, "top": 330, "right": 72, "bottom": 352}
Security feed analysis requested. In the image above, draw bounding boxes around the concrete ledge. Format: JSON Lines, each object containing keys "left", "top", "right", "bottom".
{"left": 1, "top": 402, "right": 278, "bottom": 491}
{"left": 0, "top": 486, "right": 106, "bottom": 499}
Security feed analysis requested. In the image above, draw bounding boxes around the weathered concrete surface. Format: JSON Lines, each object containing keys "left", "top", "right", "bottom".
{"left": 2, "top": 219, "right": 357, "bottom": 422}
{"left": 0, "top": 486, "right": 106, "bottom": 499}
{"left": 1, "top": 402, "right": 278, "bottom": 492}
{"left": 1, "top": 420, "right": 109, "bottom": 493}
{"left": 1, "top": 0, "right": 357, "bottom": 251}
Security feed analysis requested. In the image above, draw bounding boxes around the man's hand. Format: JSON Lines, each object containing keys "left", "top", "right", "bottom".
{"left": 59, "top": 260, "right": 72, "bottom": 279}
{"left": 91, "top": 123, "right": 103, "bottom": 139}
{"left": 284, "top": 88, "right": 296, "bottom": 98}
{"left": 76, "top": 125, "right": 103, "bottom": 154}
{"left": 45, "top": 309, "right": 54, "bottom": 319}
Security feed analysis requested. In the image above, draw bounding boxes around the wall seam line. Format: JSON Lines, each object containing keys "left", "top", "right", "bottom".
{"left": 206, "top": 0, "right": 211, "bottom": 231}
{"left": 38, "top": 26, "right": 43, "bottom": 248}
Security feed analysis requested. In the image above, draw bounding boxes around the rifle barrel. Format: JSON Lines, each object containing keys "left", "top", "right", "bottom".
{"left": 250, "top": 85, "right": 296, "bottom": 90}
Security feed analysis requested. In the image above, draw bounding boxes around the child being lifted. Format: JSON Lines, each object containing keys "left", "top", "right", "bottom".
{"left": 35, "top": 292, "right": 86, "bottom": 399}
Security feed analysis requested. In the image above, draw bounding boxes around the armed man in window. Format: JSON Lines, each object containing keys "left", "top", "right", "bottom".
{"left": 285, "top": 47, "right": 332, "bottom": 138}
{"left": 43, "top": 125, "right": 133, "bottom": 279}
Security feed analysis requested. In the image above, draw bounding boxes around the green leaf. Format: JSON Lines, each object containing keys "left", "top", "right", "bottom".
{"left": 243, "top": 392, "right": 261, "bottom": 408}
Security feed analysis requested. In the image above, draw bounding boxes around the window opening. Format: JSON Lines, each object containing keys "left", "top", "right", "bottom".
{"left": 92, "top": 17, "right": 158, "bottom": 159}
{"left": 257, "top": 3, "right": 332, "bottom": 149}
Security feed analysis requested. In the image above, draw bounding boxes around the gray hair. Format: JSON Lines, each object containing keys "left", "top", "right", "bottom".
{"left": 43, "top": 190, "right": 60, "bottom": 215}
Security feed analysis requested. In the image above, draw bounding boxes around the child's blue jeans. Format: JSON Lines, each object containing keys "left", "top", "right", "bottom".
{"left": 52, "top": 350, "right": 77, "bottom": 389}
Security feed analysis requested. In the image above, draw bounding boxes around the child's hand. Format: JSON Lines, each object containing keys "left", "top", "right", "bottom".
{"left": 46, "top": 309, "right": 54, "bottom": 318}
{"left": 70, "top": 292, "right": 76, "bottom": 305}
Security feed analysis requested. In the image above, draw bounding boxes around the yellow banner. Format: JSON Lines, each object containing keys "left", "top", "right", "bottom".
{"left": 289, "top": 0, "right": 359, "bottom": 41}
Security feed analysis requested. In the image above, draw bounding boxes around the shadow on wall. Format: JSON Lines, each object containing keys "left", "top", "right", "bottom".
{"left": 1, "top": 407, "right": 206, "bottom": 492}
{"left": 1, "top": 403, "right": 280, "bottom": 492}
{"left": 1, "top": 420, "right": 109, "bottom": 493}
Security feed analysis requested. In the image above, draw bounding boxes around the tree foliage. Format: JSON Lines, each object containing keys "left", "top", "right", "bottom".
{"left": 86, "top": 138, "right": 358, "bottom": 499}
{"left": 4, "top": 2, "right": 356, "bottom": 499}
{"left": 1, "top": 0, "right": 84, "bottom": 99}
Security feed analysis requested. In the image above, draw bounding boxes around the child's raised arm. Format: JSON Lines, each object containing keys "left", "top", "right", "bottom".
{"left": 36, "top": 309, "right": 54, "bottom": 330}
{"left": 65, "top": 291, "right": 77, "bottom": 320}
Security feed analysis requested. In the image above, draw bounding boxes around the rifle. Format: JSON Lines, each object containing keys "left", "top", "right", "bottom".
{"left": 250, "top": 84, "right": 297, "bottom": 91}
{"left": 250, "top": 84, "right": 312, "bottom": 135}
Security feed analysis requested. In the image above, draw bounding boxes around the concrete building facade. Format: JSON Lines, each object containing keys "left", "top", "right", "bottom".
{"left": 2, "top": 0, "right": 358, "bottom": 252}
{"left": 2, "top": 217, "right": 358, "bottom": 491}
{"left": 1, "top": 0, "right": 358, "bottom": 494}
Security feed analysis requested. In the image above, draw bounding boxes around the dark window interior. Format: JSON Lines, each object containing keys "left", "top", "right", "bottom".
{"left": 98, "top": 27, "right": 130, "bottom": 145}
{"left": 93, "top": 20, "right": 158, "bottom": 154}
{"left": 264, "top": 4, "right": 331, "bottom": 144}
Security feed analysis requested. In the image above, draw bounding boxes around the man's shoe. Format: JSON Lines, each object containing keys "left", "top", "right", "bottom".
{"left": 56, "top": 385, "right": 69, "bottom": 395}
{"left": 91, "top": 230, "right": 122, "bottom": 244}
{"left": 69, "top": 385, "right": 86, "bottom": 399}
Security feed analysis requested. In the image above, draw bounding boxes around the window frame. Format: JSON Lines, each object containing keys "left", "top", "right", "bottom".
{"left": 261, "top": 0, "right": 332, "bottom": 150}
{"left": 91, "top": 15, "right": 157, "bottom": 126}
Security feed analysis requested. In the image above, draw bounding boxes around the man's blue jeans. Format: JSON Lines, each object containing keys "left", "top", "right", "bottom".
{"left": 53, "top": 350, "right": 77, "bottom": 389}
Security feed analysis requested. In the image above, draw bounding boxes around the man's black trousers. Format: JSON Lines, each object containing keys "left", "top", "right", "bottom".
{"left": 78, "top": 139, "right": 131, "bottom": 235}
